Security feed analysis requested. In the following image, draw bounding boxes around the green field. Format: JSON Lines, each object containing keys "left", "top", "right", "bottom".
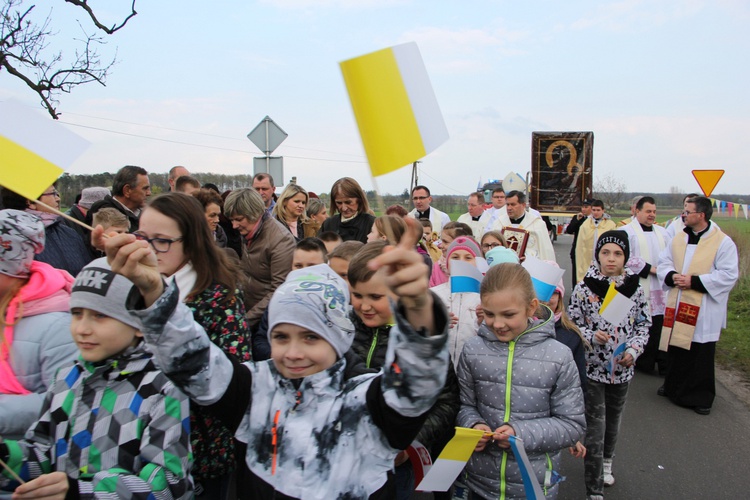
{"left": 711, "top": 217, "right": 750, "bottom": 378}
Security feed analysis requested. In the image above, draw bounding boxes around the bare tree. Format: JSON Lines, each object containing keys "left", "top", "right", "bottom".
{"left": 668, "top": 185, "right": 683, "bottom": 207}
{"left": 594, "top": 173, "right": 628, "bottom": 213}
{"left": 0, "top": 0, "right": 137, "bottom": 119}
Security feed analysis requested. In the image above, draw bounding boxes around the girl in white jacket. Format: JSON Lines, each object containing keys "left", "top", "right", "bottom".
{"left": 430, "top": 236, "right": 482, "bottom": 367}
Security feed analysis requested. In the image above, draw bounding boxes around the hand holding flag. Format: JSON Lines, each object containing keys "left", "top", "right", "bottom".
{"left": 599, "top": 282, "right": 635, "bottom": 326}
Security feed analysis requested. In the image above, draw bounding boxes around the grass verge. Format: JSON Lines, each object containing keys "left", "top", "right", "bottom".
{"left": 716, "top": 220, "right": 750, "bottom": 379}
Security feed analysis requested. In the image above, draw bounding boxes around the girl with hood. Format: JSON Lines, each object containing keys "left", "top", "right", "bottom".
{"left": 0, "top": 210, "right": 78, "bottom": 443}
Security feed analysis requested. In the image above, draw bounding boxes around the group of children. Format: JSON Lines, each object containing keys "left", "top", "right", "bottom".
{"left": 1, "top": 202, "right": 649, "bottom": 499}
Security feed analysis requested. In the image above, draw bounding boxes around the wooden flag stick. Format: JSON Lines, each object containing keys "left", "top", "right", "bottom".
{"left": 32, "top": 198, "right": 97, "bottom": 234}
{"left": 369, "top": 176, "right": 398, "bottom": 245}
{"left": 0, "top": 457, "right": 25, "bottom": 484}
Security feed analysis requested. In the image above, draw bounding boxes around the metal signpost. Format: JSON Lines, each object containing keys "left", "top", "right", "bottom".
{"left": 248, "top": 116, "right": 287, "bottom": 185}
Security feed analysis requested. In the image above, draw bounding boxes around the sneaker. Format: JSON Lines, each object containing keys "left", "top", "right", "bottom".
{"left": 586, "top": 495, "right": 604, "bottom": 500}
{"left": 603, "top": 458, "right": 615, "bottom": 486}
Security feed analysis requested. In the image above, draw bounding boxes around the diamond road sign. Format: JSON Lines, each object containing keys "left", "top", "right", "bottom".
{"left": 247, "top": 116, "right": 287, "bottom": 155}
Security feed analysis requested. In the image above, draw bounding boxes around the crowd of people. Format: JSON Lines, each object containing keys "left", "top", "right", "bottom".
{"left": 0, "top": 166, "right": 739, "bottom": 500}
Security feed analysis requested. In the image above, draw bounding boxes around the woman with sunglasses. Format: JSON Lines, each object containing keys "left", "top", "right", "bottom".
{"left": 1, "top": 184, "right": 93, "bottom": 277}
{"left": 133, "top": 192, "right": 251, "bottom": 500}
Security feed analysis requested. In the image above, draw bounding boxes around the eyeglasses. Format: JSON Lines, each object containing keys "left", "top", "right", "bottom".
{"left": 412, "top": 196, "right": 429, "bottom": 201}
{"left": 41, "top": 190, "right": 60, "bottom": 197}
{"left": 133, "top": 232, "right": 183, "bottom": 253}
{"left": 682, "top": 211, "right": 699, "bottom": 215}
{"left": 482, "top": 242, "right": 502, "bottom": 250}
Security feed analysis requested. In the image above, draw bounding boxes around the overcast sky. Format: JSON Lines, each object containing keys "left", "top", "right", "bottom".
{"left": 2, "top": 0, "right": 748, "bottom": 197}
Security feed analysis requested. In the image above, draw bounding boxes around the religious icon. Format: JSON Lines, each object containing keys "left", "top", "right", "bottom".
{"left": 502, "top": 227, "right": 529, "bottom": 259}
{"left": 531, "top": 132, "right": 594, "bottom": 212}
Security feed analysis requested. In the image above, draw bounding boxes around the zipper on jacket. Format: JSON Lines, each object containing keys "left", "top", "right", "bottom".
{"left": 272, "top": 389, "right": 302, "bottom": 476}
{"left": 499, "top": 340, "right": 516, "bottom": 500}
{"left": 271, "top": 410, "right": 280, "bottom": 475}
{"left": 366, "top": 329, "right": 379, "bottom": 368}
{"left": 544, "top": 452, "right": 552, "bottom": 495}
{"left": 498, "top": 317, "right": 553, "bottom": 499}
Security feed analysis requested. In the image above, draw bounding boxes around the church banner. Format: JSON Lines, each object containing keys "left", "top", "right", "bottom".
{"left": 530, "top": 131, "right": 593, "bottom": 213}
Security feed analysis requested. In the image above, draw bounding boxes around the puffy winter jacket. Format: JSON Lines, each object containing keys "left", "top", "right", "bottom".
{"left": 0, "top": 312, "right": 77, "bottom": 440}
{"left": 0, "top": 344, "right": 193, "bottom": 499}
{"left": 456, "top": 306, "right": 586, "bottom": 499}
{"left": 349, "top": 307, "right": 460, "bottom": 459}
{"left": 137, "top": 281, "right": 450, "bottom": 500}
{"left": 568, "top": 265, "right": 651, "bottom": 385}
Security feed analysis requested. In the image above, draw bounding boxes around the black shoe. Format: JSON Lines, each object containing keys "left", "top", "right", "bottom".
{"left": 694, "top": 406, "right": 711, "bottom": 415}
{"left": 657, "top": 386, "right": 667, "bottom": 397}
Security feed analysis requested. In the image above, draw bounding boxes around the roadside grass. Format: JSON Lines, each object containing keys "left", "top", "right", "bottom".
{"left": 717, "top": 219, "right": 750, "bottom": 378}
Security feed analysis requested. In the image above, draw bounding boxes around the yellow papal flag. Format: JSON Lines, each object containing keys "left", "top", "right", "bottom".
{"left": 340, "top": 42, "right": 449, "bottom": 176}
{"left": 0, "top": 100, "right": 89, "bottom": 200}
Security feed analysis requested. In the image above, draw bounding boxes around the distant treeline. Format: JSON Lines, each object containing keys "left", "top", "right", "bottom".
{"left": 55, "top": 173, "right": 747, "bottom": 213}
{"left": 55, "top": 172, "right": 254, "bottom": 207}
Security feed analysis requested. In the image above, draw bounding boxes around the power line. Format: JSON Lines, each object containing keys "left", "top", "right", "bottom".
{"left": 417, "top": 166, "right": 467, "bottom": 195}
{"left": 60, "top": 121, "right": 368, "bottom": 164}
{"left": 61, "top": 111, "right": 367, "bottom": 158}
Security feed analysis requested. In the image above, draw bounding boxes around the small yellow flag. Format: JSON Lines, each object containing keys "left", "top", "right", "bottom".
{"left": 340, "top": 42, "right": 448, "bottom": 176}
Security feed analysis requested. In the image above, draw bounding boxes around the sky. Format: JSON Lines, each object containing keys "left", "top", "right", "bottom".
{"left": 2, "top": 0, "right": 749, "bottom": 197}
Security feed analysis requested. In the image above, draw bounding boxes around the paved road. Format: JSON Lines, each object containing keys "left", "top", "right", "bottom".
{"left": 419, "top": 234, "right": 750, "bottom": 499}
{"left": 552, "top": 233, "right": 750, "bottom": 499}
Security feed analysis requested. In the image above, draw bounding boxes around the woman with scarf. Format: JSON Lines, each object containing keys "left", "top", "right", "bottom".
{"left": 0, "top": 210, "right": 78, "bottom": 443}
{"left": 131, "top": 192, "right": 252, "bottom": 500}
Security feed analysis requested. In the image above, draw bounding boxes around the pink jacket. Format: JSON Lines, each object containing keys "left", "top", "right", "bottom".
{"left": 0, "top": 261, "right": 74, "bottom": 395}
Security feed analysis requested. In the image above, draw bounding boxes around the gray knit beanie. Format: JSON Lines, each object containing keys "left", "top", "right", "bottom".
{"left": 267, "top": 264, "right": 354, "bottom": 358}
{"left": 70, "top": 258, "right": 141, "bottom": 330}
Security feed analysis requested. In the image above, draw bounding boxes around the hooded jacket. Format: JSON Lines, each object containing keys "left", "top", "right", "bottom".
{"left": 0, "top": 262, "right": 78, "bottom": 440}
{"left": 456, "top": 307, "right": 586, "bottom": 499}
{"left": 349, "top": 310, "right": 460, "bottom": 459}
{"left": 137, "top": 281, "right": 449, "bottom": 500}
{"left": 0, "top": 344, "right": 193, "bottom": 499}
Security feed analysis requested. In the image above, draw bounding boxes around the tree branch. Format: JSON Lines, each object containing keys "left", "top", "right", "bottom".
{"left": 63, "top": 0, "right": 138, "bottom": 34}
{"left": 1, "top": 0, "right": 137, "bottom": 119}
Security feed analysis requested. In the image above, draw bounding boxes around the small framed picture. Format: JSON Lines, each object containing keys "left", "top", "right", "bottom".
{"left": 502, "top": 226, "right": 529, "bottom": 259}
{"left": 531, "top": 131, "right": 594, "bottom": 212}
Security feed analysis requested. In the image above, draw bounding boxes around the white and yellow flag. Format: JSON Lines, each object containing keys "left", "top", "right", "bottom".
{"left": 340, "top": 42, "right": 449, "bottom": 176}
{"left": 0, "top": 100, "right": 89, "bottom": 200}
{"left": 416, "top": 427, "right": 484, "bottom": 491}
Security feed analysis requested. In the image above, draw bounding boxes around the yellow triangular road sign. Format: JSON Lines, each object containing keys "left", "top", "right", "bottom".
{"left": 691, "top": 170, "right": 724, "bottom": 197}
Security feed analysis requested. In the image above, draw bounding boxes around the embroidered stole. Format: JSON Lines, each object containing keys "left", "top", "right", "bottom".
{"left": 628, "top": 220, "right": 666, "bottom": 297}
{"left": 660, "top": 227, "right": 725, "bottom": 351}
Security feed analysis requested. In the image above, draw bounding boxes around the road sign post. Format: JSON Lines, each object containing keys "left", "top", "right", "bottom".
{"left": 248, "top": 116, "right": 287, "bottom": 184}
{"left": 691, "top": 170, "right": 725, "bottom": 198}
